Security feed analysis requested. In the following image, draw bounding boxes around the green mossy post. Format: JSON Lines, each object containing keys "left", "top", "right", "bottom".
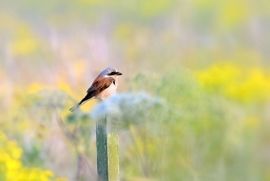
{"left": 96, "top": 116, "right": 119, "bottom": 181}
{"left": 96, "top": 117, "right": 109, "bottom": 181}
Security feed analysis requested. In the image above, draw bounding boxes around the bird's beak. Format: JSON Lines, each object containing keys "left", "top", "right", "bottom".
{"left": 115, "top": 71, "right": 122, "bottom": 75}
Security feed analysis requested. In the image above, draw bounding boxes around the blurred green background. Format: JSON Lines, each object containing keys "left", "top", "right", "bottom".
{"left": 1, "top": 0, "right": 270, "bottom": 180}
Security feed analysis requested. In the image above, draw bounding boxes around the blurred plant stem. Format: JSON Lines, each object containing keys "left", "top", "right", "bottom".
{"left": 108, "top": 133, "right": 120, "bottom": 181}
{"left": 56, "top": 115, "right": 93, "bottom": 180}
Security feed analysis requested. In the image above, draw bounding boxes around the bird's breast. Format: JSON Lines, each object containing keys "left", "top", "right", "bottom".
{"left": 96, "top": 81, "right": 117, "bottom": 100}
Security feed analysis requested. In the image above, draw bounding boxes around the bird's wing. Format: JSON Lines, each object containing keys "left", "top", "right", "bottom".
{"left": 87, "top": 76, "right": 115, "bottom": 95}
{"left": 69, "top": 76, "right": 115, "bottom": 112}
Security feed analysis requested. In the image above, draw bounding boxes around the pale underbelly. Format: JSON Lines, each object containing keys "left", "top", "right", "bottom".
{"left": 96, "top": 83, "right": 117, "bottom": 100}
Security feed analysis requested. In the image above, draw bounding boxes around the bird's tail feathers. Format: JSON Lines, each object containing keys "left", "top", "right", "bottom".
{"left": 69, "top": 103, "right": 80, "bottom": 112}
{"left": 69, "top": 93, "right": 93, "bottom": 112}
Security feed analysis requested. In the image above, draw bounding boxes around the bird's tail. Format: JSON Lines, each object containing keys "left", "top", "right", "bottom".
{"left": 69, "top": 93, "right": 94, "bottom": 112}
{"left": 69, "top": 103, "right": 80, "bottom": 112}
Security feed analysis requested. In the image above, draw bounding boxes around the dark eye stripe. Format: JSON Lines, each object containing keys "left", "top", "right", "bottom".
{"left": 108, "top": 71, "right": 122, "bottom": 76}
{"left": 108, "top": 71, "right": 116, "bottom": 75}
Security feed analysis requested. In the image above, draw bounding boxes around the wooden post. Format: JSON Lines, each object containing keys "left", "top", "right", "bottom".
{"left": 96, "top": 116, "right": 120, "bottom": 181}
{"left": 96, "top": 117, "right": 109, "bottom": 181}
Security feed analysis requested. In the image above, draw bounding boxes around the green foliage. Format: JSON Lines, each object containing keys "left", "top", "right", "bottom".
{"left": 1, "top": 0, "right": 270, "bottom": 180}
{"left": 120, "top": 69, "right": 270, "bottom": 180}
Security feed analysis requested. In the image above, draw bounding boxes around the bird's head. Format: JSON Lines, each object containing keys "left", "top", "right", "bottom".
{"left": 100, "top": 67, "right": 122, "bottom": 77}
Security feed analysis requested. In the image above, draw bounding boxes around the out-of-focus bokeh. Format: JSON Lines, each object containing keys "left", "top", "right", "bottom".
{"left": 1, "top": 0, "right": 270, "bottom": 180}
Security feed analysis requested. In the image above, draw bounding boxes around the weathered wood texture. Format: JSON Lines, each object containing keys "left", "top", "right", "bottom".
{"left": 96, "top": 117, "right": 119, "bottom": 181}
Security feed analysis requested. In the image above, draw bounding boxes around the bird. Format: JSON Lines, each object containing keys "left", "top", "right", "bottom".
{"left": 70, "top": 67, "right": 122, "bottom": 112}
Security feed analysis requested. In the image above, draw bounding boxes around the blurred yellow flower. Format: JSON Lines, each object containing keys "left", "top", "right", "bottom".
{"left": 27, "top": 83, "right": 44, "bottom": 94}
{"left": 219, "top": 0, "right": 249, "bottom": 28}
{"left": 196, "top": 63, "right": 240, "bottom": 92}
{"left": 196, "top": 63, "right": 270, "bottom": 103}
{"left": 0, "top": 131, "right": 65, "bottom": 181}
{"left": 10, "top": 25, "right": 39, "bottom": 56}
{"left": 57, "top": 81, "right": 73, "bottom": 97}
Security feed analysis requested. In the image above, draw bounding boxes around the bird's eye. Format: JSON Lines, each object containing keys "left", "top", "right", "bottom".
{"left": 108, "top": 71, "right": 116, "bottom": 76}
{"left": 108, "top": 71, "right": 122, "bottom": 76}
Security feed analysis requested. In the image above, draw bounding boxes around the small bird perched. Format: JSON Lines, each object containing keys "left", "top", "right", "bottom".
{"left": 70, "top": 67, "right": 122, "bottom": 112}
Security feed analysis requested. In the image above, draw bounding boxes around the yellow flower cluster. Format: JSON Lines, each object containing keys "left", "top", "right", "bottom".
{"left": 0, "top": 132, "right": 65, "bottom": 181}
{"left": 10, "top": 24, "right": 39, "bottom": 56}
{"left": 195, "top": 63, "right": 270, "bottom": 103}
